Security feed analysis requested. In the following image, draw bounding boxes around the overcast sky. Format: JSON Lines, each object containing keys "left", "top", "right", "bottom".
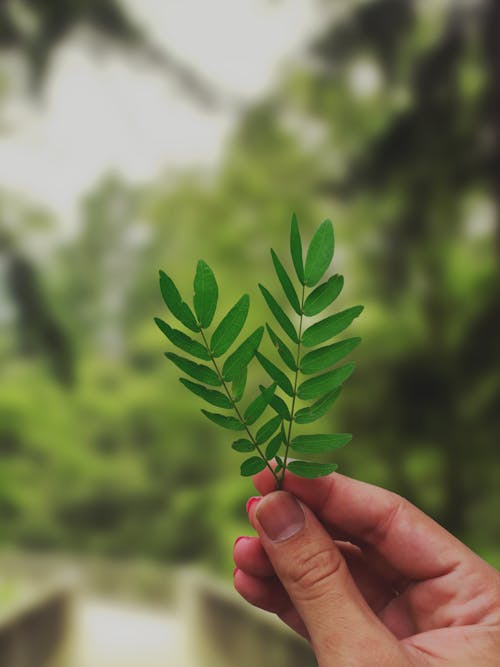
{"left": 0, "top": 0, "right": 322, "bottom": 234}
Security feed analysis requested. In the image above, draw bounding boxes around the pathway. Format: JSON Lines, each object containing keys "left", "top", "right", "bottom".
{"left": 72, "top": 597, "right": 192, "bottom": 667}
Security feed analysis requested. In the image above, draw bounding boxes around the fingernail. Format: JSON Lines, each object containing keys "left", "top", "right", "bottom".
{"left": 246, "top": 496, "right": 261, "bottom": 514}
{"left": 256, "top": 491, "right": 305, "bottom": 542}
{"left": 233, "top": 567, "right": 239, "bottom": 577}
{"left": 234, "top": 536, "right": 247, "bottom": 548}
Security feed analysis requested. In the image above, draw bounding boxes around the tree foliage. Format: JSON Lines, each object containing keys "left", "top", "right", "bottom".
{"left": 0, "top": 1, "right": 499, "bottom": 571}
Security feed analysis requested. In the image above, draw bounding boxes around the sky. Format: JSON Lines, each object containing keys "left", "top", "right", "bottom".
{"left": 0, "top": 0, "right": 322, "bottom": 236}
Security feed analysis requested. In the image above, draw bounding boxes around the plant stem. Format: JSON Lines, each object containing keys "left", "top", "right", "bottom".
{"left": 199, "top": 327, "right": 280, "bottom": 485}
{"left": 279, "top": 283, "right": 306, "bottom": 489}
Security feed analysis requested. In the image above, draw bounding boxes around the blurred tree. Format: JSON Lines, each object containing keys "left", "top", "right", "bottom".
{"left": 289, "top": 0, "right": 500, "bottom": 537}
{"left": 0, "top": 217, "right": 74, "bottom": 386}
{"left": 60, "top": 175, "right": 146, "bottom": 358}
{"left": 1, "top": 0, "right": 499, "bottom": 568}
{"left": 0, "top": 0, "right": 237, "bottom": 109}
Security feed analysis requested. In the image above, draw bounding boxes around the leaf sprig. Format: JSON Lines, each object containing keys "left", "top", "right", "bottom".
{"left": 155, "top": 214, "right": 363, "bottom": 489}
{"left": 156, "top": 261, "right": 282, "bottom": 486}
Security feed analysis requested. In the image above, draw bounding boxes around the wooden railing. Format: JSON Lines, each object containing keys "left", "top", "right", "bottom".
{"left": 0, "top": 554, "right": 317, "bottom": 667}
{"left": 0, "top": 583, "right": 73, "bottom": 667}
{"left": 179, "top": 568, "right": 317, "bottom": 667}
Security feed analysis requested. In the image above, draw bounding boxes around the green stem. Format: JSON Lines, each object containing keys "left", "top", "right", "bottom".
{"left": 199, "top": 327, "right": 280, "bottom": 485}
{"left": 279, "top": 283, "right": 306, "bottom": 489}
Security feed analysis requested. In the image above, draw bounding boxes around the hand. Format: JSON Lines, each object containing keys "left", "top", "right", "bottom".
{"left": 233, "top": 470, "right": 500, "bottom": 666}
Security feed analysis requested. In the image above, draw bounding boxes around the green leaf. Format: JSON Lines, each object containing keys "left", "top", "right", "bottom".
{"left": 244, "top": 384, "right": 277, "bottom": 425}
{"left": 201, "top": 410, "right": 245, "bottom": 430}
{"left": 240, "top": 457, "right": 267, "bottom": 477}
{"left": 269, "top": 394, "right": 292, "bottom": 421}
{"left": 159, "top": 271, "right": 199, "bottom": 332}
{"left": 301, "top": 337, "right": 361, "bottom": 375}
{"left": 255, "top": 351, "right": 294, "bottom": 397}
{"left": 165, "top": 352, "right": 221, "bottom": 386}
{"left": 222, "top": 327, "right": 264, "bottom": 381}
{"left": 255, "top": 415, "right": 282, "bottom": 444}
{"left": 265, "top": 433, "right": 282, "bottom": 460}
{"left": 231, "top": 366, "right": 247, "bottom": 403}
{"left": 295, "top": 388, "right": 342, "bottom": 424}
{"left": 297, "top": 362, "right": 355, "bottom": 400}
{"left": 258, "top": 284, "right": 298, "bottom": 344}
{"left": 302, "top": 306, "right": 364, "bottom": 347}
{"left": 287, "top": 461, "right": 338, "bottom": 478}
{"left": 303, "top": 275, "right": 344, "bottom": 317}
{"left": 210, "top": 294, "right": 250, "bottom": 357}
{"left": 304, "top": 219, "right": 334, "bottom": 287}
{"left": 179, "top": 378, "right": 232, "bottom": 408}
{"left": 290, "top": 213, "right": 305, "bottom": 284}
{"left": 193, "top": 260, "right": 218, "bottom": 328}
{"left": 232, "top": 439, "right": 255, "bottom": 453}
{"left": 271, "top": 249, "right": 301, "bottom": 315}
{"left": 275, "top": 456, "right": 284, "bottom": 474}
{"left": 154, "top": 318, "right": 210, "bottom": 360}
{"left": 291, "top": 433, "right": 352, "bottom": 453}
{"left": 266, "top": 324, "right": 297, "bottom": 372}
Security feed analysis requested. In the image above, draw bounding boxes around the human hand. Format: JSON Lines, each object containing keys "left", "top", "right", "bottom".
{"left": 233, "top": 470, "right": 500, "bottom": 666}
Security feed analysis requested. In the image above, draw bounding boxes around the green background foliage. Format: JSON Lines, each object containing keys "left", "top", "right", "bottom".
{"left": 0, "top": 0, "right": 499, "bottom": 576}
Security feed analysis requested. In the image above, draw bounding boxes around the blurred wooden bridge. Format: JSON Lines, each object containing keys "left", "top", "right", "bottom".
{"left": 73, "top": 597, "right": 188, "bottom": 667}
{"left": 0, "top": 553, "right": 315, "bottom": 667}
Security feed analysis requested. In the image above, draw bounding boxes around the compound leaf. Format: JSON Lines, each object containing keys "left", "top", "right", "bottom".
{"left": 269, "top": 394, "right": 292, "bottom": 421}
{"left": 265, "top": 433, "right": 282, "bottom": 460}
{"left": 244, "top": 383, "right": 277, "bottom": 425}
{"left": 240, "top": 457, "right": 267, "bottom": 476}
{"left": 201, "top": 410, "right": 245, "bottom": 431}
{"left": 271, "top": 249, "right": 301, "bottom": 315}
{"left": 301, "top": 337, "right": 361, "bottom": 375}
{"left": 259, "top": 284, "right": 298, "bottom": 344}
{"left": 154, "top": 318, "right": 210, "bottom": 360}
{"left": 255, "top": 415, "right": 282, "bottom": 445}
{"left": 294, "top": 388, "right": 342, "bottom": 424}
{"left": 159, "top": 270, "right": 199, "bottom": 332}
{"left": 222, "top": 326, "right": 264, "bottom": 381}
{"left": 231, "top": 366, "right": 247, "bottom": 403}
{"left": 179, "top": 378, "right": 232, "bottom": 408}
{"left": 297, "top": 362, "right": 355, "bottom": 400}
{"left": 232, "top": 439, "right": 255, "bottom": 453}
{"left": 302, "top": 306, "right": 363, "bottom": 347}
{"left": 210, "top": 294, "right": 250, "bottom": 357}
{"left": 193, "top": 260, "right": 218, "bottom": 328}
{"left": 303, "top": 274, "right": 344, "bottom": 317}
{"left": 290, "top": 213, "right": 305, "bottom": 284}
{"left": 287, "top": 461, "right": 338, "bottom": 478}
{"left": 304, "top": 219, "right": 335, "bottom": 287}
{"left": 291, "top": 433, "right": 352, "bottom": 453}
{"left": 165, "top": 352, "right": 221, "bottom": 386}
{"left": 266, "top": 324, "right": 297, "bottom": 372}
{"left": 256, "top": 351, "right": 294, "bottom": 397}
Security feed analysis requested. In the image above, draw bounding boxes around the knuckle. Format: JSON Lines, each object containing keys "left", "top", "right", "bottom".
{"left": 287, "top": 547, "right": 343, "bottom": 595}
{"left": 361, "top": 493, "right": 407, "bottom": 546}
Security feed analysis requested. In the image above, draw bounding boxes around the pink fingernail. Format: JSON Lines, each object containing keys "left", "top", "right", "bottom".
{"left": 256, "top": 491, "right": 304, "bottom": 542}
{"left": 234, "top": 536, "right": 247, "bottom": 548}
{"left": 246, "top": 496, "right": 261, "bottom": 514}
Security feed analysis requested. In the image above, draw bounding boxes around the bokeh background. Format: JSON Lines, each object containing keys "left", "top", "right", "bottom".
{"left": 0, "top": 0, "right": 499, "bottom": 665}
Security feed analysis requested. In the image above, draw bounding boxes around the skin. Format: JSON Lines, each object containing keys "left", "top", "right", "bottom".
{"left": 233, "top": 470, "right": 500, "bottom": 666}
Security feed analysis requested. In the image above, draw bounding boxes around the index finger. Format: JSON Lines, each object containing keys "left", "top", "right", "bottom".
{"left": 252, "top": 468, "right": 483, "bottom": 582}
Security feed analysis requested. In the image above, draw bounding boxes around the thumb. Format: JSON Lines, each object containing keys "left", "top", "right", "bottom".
{"left": 252, "top": 491, "right": 401, "bottom": 666}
